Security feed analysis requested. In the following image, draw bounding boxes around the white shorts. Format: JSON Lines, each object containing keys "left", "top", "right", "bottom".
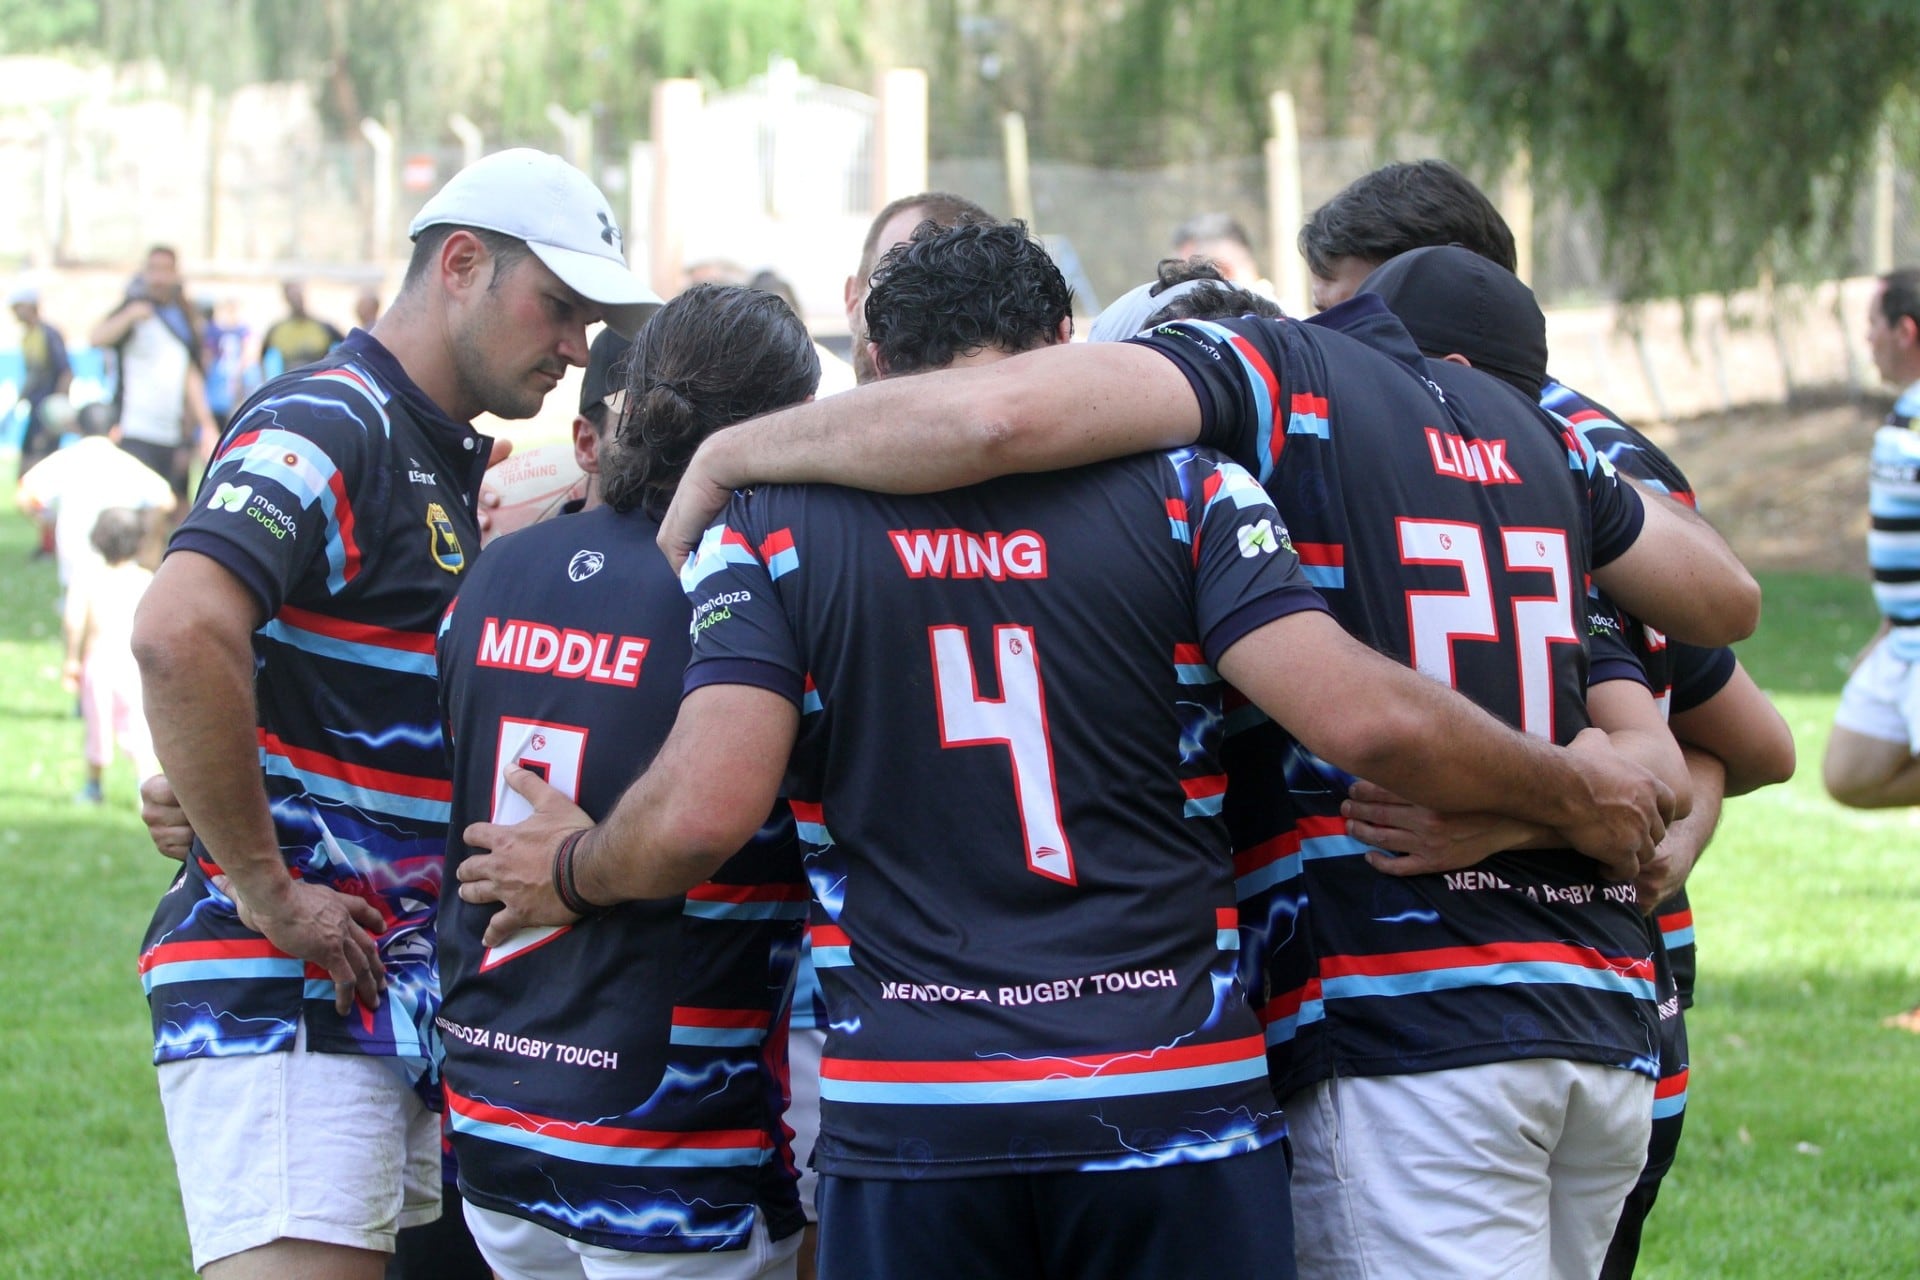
{"left": 1287, "top": 1059, "right": 1653, "bottom": 1280}
{"left": 156, "top": 1020, "right": 440, "bottom": 1271}
{"left": 465, "top": 1202, "right": 801, "bottom": 1280}
{"left": 787, "top": 1024, "right": 826, "bottom": 1223}
{"left": 1835, "top": 635, "right": 1920, "bottom": 752}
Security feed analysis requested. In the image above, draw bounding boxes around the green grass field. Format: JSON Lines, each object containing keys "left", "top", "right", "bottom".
{"left": 0, "top": 508, "right": 1914, "bottom": 1277}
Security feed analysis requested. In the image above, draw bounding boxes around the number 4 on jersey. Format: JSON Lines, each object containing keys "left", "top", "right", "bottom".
{"left": 929, "top": 624, "right": 1076, "bottom": 885}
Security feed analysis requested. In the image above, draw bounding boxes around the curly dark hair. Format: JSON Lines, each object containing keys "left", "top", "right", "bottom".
{"left": 863, "top": 220, "right": 1072, "bottom": 376}
{"left": 1141, "top": 256, "right": 1286, "bottom": 328}
{"left": 601, "top": 284, "right": 819, "bottom": 519}
{"left": 1298, "top": 160, "right": 1517, "bottom": 281}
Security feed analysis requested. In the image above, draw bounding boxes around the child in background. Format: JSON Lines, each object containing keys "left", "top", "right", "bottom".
{"left": 63, "top": 507, "right": 158, "bottom": 804}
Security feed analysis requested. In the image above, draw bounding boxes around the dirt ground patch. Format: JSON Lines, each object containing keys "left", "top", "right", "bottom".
{"left": 1636, "top": 393, "right": 1881, "bottom": 579}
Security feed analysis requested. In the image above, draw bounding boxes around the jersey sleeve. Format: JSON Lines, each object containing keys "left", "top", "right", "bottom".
{"left": 1585, "top": 591, "right": 1651, "bottom": 690}
{"left": 1560, "top": 412, "right": 1647, "bottom": 568}
{"left": 681, "top": 492, "right": 806, "bottom": 707}
{"left": 1173, "top": 450, "right": 1332, "bottom": 664}
{"left": 166, "top": 384, "right": 376, "bottom": 617}
{"left": 1669, "top": 641, "right": 1737, "bottom": 715}
{"left": 1128, "top": 317, "right": 1289, "bottom": 475}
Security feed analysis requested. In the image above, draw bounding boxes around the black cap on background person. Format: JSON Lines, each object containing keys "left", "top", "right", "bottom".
{"left": 1359, "top": 244, "right": 1549, "bottom": 397}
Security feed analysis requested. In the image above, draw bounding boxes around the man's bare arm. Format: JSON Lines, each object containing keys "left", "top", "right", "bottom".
{"left": 1343, "top": 676, "right": 1692, "bottom": 876}
{"left": 132, "top": 551, "right": 385, "bottom": 1011}
{"left": 1668, "top": 659, "right": 1795, "bottom": 796}
{"left": 1593, "top": 490, "right": 1761, "bottom": 647}
{"left": 90, "top": 299, "right": 151, "bottom": 348}
{"left": 1215, "top": 611, "right": 1673, "bottom": 876}
{"left": 458, "top": 685, "right": 798, "bottom": 945}
{"left": 660, "top": 342, "right": 1201, "bottom": 565}
{"left": 1636, "top": 746, "right": 1726, "bottom": 912}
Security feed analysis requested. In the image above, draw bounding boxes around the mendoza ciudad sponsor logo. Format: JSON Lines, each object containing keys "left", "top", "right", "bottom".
{"left": 689, "top": 590, "right": 751, "bottom": 639}
{"left": 208, "top": 480, "right": 298, "bottom": 540}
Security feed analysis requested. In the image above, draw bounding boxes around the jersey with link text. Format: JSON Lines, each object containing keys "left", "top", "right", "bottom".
{"left": 1131, "top": 299, "right": 1661, "bottom": 1096}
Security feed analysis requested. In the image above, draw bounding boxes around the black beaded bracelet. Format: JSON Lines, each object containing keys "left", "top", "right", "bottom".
{"left": 551, "top": 828, "right": 602, "bottom": 917}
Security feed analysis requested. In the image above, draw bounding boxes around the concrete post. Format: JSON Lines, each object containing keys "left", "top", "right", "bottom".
{"left": 359, "top": 116, "right": 394, "bottom": 261}
{"left": 1002, "top": 111, "right": 1035, "bottom": 230}
{"left": 1265, "top": 91, "right": 1306, "bottom": 316}
{"left": 872, "top": 68, "right": 928, "bottom": 209}
{"left": 448, "top": 113, "right": 484, "bottom": 170}
{"left": 650, "top": 79, "right": 704, "bottom": 298}
{"left": 1501, "top": 149, "right": 1534, "bottom": 287}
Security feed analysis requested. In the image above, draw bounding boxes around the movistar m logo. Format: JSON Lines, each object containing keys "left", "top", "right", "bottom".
{"left": 208, "top": 481, "right": 253, "bottom": 512}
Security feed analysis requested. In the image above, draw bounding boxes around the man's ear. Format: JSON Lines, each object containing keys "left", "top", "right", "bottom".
{"left": 843, "top": 275, "right": 862, "bottom": 326}
{"left": 439, "top": 230, "right": 490, "bottom": 297}
{"left": 571, "top": 415, "right": 600, "bottom": 475}
{"left": 1439, "top": 352, "right": 1474, "bottom": 369}
{"left": 1899, "top": 314, "right": 1920, "bottom": 349}
{"left": 1054, "top": 315, "right": 1073, "bottom": 347}
{"left": 866, "top": 341, "right": 889, "bottom": 379}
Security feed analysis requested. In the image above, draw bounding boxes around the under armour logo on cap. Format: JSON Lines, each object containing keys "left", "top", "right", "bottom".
{"left": 598, "top": 212, "right": 619, "bottom": 248}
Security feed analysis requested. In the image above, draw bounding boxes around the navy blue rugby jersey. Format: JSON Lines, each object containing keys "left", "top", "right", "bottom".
{"left": 680, "top": 449, "right": 1328, "bottom": 1180}
{"left": 139, "top": 330, "right": 488, "bottom": 1075}
{"left": 435, "top": 505, "right": 806, "bottom": 1254}
{"left": 1131, "top": 299, "right": 1662, "bottom": 1095}
{"left": 1551, "top": 377, "right": 1736, "bottom": 1008}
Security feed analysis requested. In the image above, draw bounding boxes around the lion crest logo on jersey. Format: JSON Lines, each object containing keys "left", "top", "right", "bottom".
{"left": 568, "top": 549, "right": 605, "bottom": 582}
{"left": 426, "top": 502, "right": 465, "bottom": 574}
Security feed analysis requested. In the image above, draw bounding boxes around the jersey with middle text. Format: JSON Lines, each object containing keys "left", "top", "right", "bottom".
{"left": 139, "top": 331, "right": 487, "bottom": 1079}
{"left": 1868, "top": 380, "right": 1920, "bottom": 659}
{"left": 682, "top": 451, "right": 1327, "bottom": 1179}
{"left": 1132, "top": 300, "right": 1661, "bottom": 1095}
{"left": 436, "top": 505, "right": 805, "bottom": 1253}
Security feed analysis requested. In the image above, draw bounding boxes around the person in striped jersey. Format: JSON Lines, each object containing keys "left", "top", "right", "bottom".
{"left": 130, "top": 150, "right": 658, "bottom": 1279}
{"left": 456, "top": 221, "right": 1680, "bottom": 1280}
{"left": 436, "top": 285, "right": 818, "bottom": 1279}
{"left": 1826, "top": 268, "right": 1920, "bottom": 809}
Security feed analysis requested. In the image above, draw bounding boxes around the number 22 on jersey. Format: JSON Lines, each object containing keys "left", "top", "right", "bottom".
{"left": 929, "top": 624, "right": 1077, "bottom": 885}
{"left": 1398, "top": 520, "right": 1580, "bottom": 740}
{"left": 480, "top": 717, "right": 588, "bottom": 970}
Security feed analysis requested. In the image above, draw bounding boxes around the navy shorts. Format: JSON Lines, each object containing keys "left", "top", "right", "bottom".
{"left": 816, "top": 1139, "right": 1294, "bottom": 1280}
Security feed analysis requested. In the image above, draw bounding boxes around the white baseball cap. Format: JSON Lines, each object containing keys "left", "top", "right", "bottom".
{"left": 410, "top": 148, "right": 662, "bottom": 337}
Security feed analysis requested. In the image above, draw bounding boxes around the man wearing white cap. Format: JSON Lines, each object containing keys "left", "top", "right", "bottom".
{"left": 131, "top": 150, "right": 658, "bottom": 1280}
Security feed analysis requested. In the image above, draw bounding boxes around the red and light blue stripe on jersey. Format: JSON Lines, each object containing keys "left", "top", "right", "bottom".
{"left": 304, "top": 363, "right": 395, "bottom": 435}
{"left": 446, "top": 1088, "right": 774, "bottom": 1169}
{"left": 1233, "top": 815, "right": 1361, "bottom": 901}
{"left": 1181, "top": 320, "right": 1280, "bottom": 473}
{"left": 819, "top": 1033, "right": 1270, "bottom": 1106}
{"left": 138, "top": 937, "right": 305, "bottom": 993}
{"left": 1182, "top": 774, "right": 1227, "bottom": 818}
{"left": 260, "top": 603, "right": 438, "bottom": 676}
{"left": 1214, "top": 907, "right": 1240, "bottom": 952}
{"left": 1651, "top": 1066, "right": 1689, "bottom": 1120}
{"left": 1317, "top": 941, "right": 1658, "bottom": 1003}
{"left": 681, "top": 881, "right": 809, "bottom": 924}
{"left": 790, "top": 799, "right": 832, "bottom": 850}
{"left": 1293, "top": 541, "right": 1345, "bottom": 590}
{"left": 257, "top": 728, "right": 452, "bottom": 823}
{"left": 759, "top": 528, "right": 799, "bottom": 580}
{"left": 1657, "top": 906, "right": 1695, "bottom": 951}
{"left": 1260, "top": 976, "right": 1326, "bottom": 1046}
{"left": 1167, "top": 497, "right": 1191, "bottom": 546}
{"left": 810, "top": 923, "right": 853, "bottom": 970}
{"left": 1173, "top": 643, "right": 1215, "bottom": 685}
{"left": 669, "top": 1006, "right": 773, "bottom": 1049}
{"left": 210, "top": 425, "right": 361, "bottom": 592}
{"left": 1286, "top": 392, "right": 1331, "bottom": 443}
{"left": 682, "top": 524, "right": 763, "bottom": 592}
{"left": 801, "top": 674, "right": 822, "bottom": 715}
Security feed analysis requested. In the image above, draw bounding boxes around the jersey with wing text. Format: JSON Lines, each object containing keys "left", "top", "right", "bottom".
{"left": 1131, "top": 300, "right": 1661, "bottom": 1096}
{"left": 436, "top": 506, "right": 805, "bottom": 1254}
{"left": 139, "top": 331, "right": 487, "bottom": 1082}
{"left": 1868, "top": 380, "right": 1920, "bottom": 659}
{"left": 682, "top": 451, "right": 1326, "bottom": 1179}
